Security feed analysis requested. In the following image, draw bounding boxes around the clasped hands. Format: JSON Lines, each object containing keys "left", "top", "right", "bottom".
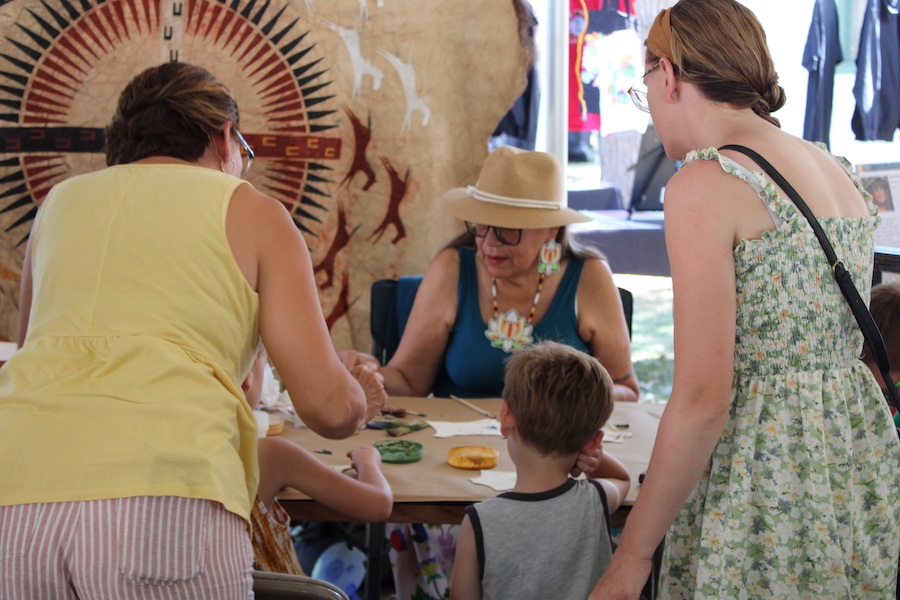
{"left": 340, "top": 350, "right": 386, "bottom": 424}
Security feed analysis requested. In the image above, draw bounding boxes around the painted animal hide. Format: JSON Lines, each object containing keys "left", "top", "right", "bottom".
{"left": 0, "top": 0, "right": 526, "bottom": 350}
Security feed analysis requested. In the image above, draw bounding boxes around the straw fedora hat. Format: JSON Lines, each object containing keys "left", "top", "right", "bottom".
{"left": 442, "top": 146, "right": 592, "bottom": 229}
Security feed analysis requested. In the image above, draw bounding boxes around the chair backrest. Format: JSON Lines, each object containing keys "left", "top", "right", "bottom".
{"left": 370, "top": 276, "right": 424, "bottom": 365}
{"left": 618, "top": 286, "right": 633, "bottom": 340}
{"left": 252, "top": 570, "right": 351, "bottom": 600}
{"left": 371, "top": 278, "right": 632, "bottom": 366}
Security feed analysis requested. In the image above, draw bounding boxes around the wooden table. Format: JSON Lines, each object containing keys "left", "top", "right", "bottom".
{"left": 277, "top": 397, "right": 662, "bottom": 522}
{"left": 275, "top": 396, "right": 663, "bottom": 599}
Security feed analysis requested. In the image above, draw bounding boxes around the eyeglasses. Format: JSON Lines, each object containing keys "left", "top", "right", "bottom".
{"left": 235, "top": 130, "right": 254, "bottom": 177}
{"left": 628, "top": 63, "right": 660, "bottom": 113}
{"left": 465, "top": 222, "right": 522, "bottom": 246}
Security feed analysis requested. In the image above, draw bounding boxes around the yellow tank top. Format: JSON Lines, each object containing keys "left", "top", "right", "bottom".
{"left": 0, "top": 164, "right": 260, "bottom": 520}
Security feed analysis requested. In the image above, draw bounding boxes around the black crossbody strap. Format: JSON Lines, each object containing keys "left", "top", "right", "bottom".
{"left": 719, "top": 144, "right": 900, "bottom": 411}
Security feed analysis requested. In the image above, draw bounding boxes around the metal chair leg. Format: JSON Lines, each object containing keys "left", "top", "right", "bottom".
{"left": 363, "top": 522, "right": 386, "bottom": 600}
{"left": 640, "top": 536, "right": 665, "bottom": 600}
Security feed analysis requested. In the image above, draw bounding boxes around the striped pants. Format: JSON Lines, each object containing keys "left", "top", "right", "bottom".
{"left": 0, "top": 496, "right": 254, "bottom": 600}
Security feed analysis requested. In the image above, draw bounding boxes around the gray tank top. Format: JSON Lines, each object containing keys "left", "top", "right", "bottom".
{"left": 467, "top": 478, "right": 613, "bottom": 600}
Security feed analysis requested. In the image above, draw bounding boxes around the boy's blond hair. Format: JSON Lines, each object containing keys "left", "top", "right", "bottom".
{"left": 502, "top": 341, "right": 614, "bottom": 456}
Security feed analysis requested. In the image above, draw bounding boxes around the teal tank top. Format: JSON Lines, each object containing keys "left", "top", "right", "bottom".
{"left": 433, "top": 248, "right": 590, "bottom": 398}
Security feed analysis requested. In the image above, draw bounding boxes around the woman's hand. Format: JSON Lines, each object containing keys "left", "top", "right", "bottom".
{"left": 587, "top": 548, "right": 652, "bottom": 600}
{"left": 349, "top": 363, "right": 387, "bottom": 424}
{"left": 339, "top": 349, "right": 381, "bottom": 371}
{"left": 571, "top": 443, "right": 603, "bottom": 478}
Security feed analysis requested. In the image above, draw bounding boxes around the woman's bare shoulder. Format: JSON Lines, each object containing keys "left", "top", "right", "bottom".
{"left": 665, "top": 159, "right": 758, "bottom": 221}
{"left": 430, "top": 246, "right": 462, "bottom": 269}
{"left": 230, "top": 184, "right": 293, "bottom": 226}
{"left": 670, "top": 157, "right": 741, "bottom": 190}
{"left": 578, "top": 256, "right": 616, "bottom": 289}
{"left": 414, "top": 247, "right": 460, "bottom": 301}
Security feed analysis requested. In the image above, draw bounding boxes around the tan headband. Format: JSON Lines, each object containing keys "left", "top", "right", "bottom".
{"left": 646, "top": 8, "right": 673, "bottom": 61}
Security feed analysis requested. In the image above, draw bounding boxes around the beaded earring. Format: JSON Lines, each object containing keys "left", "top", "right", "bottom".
{"left": 538, "top": 239, "right": 561, "bottom": 275}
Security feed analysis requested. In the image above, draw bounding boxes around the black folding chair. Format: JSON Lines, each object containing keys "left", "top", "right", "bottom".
{"left": 252, "top": 570, "right": 350, "bottom": 600}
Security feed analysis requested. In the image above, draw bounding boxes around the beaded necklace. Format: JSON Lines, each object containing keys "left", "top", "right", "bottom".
{"left": 484, "top": 273, "right": 545, "bottom": 353}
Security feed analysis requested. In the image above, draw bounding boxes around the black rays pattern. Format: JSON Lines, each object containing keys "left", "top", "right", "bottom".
{"left": 0, "top": 156, "right": 43, "bottom": 247}
{"left": 188, "top": 0, "right": 339, "bottom": 234}
{"left": 0, "top": 0, "right": 343, "bottom": 236}
{"left": 1, "top": 0, "right": 162, "bottom": 127}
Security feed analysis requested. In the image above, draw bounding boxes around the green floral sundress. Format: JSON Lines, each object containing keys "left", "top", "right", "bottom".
{"left": 660, "top": 147, "right": 900, "bottom": 599}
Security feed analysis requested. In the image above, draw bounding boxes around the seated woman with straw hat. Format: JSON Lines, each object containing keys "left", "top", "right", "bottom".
{"left": 344, "top": 145, "right": 639, "bottom": 403}
{"left": 344, "top": 145, "right": 638, "bottom": 600}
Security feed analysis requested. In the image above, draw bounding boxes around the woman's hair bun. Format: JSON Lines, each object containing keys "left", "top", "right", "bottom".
{"left": 105, "top": 63, "right": 238, "bottom": 166}
{"left": 761, "top": 83, "right": 786, "bottom": 115}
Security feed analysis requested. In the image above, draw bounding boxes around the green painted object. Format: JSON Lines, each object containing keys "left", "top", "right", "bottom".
{"left": 374, "top": 439, "right": 423, "bottom": 463}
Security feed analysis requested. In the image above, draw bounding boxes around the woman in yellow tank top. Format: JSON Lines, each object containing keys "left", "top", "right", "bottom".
{"left": 0, "top": 62, "right": 387, "bottom": 599}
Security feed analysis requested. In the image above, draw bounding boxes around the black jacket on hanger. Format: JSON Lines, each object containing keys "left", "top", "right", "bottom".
{"left": 852, "top": 0, "right": 900, "bottom": 141}
{"left": 493, "top": 0, "right": 540, "bottom": 149}
{"left": 492, "top": 68, "right": 540, "bottom": 150}
{"left": 803, "top": 0, "right": 842, "bottom": 149}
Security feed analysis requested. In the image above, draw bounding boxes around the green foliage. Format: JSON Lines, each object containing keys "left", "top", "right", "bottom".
{"left": 614, "top": 275, "right": 674, "bottom": 404}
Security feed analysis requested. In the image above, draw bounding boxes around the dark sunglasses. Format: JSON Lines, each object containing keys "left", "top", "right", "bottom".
{"left": 465, "top": 222, "right": 522, "bottom": 246}
{"left": 235, "top": 130, "right": 254, "bottom": 177}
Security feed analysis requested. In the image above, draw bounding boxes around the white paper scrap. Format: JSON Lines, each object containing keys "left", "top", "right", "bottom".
{"left": 471, "top": 470, "right": 517, "bottom": 491}
{"left": 601, "top": 423, "right": 633, "bottom": 444}
{"left": 427, "top": 419, "right": 502, "bottom": 438}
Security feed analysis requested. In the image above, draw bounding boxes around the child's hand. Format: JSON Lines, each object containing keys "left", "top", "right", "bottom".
{"left": 571, "top": 443, "right": 603, "bottom": 478}
{"left": 347, "top": 445, "right": 382, "bottom": 471}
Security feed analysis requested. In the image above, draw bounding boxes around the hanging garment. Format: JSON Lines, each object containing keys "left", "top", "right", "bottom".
{"left": 802, "top": 0, "right": 842, "bottom": 148}
{"left": 492, "top": 0, "right": 540, "bottom": 150}
{"left": 596, "top": 28, "right": 647, "bottom": 136}
{"left": 568, "top": 0, "right": 637, "bottom": 132}
{"left": 852, "top": 0, "right": 900, "bottom": 141}
{"left": 492, "top": 68, "right": 540, "bottom": 150}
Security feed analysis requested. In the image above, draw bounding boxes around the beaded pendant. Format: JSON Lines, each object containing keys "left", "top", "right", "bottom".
{"left": 484, "top": 273, "right": 545, "bottom": 353}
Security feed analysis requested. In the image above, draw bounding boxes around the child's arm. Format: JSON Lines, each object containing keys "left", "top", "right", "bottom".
{"left": 585, "top": 450, "right": 631, "bottom": 514}
{"left": 346, "top": 445, "right": 394, "bottom": 519}
{"left": 257, "top": 437, "right": 393, "bottom": 521}
{"left": 449, "top": 514, "right": 481, "bottom": 600}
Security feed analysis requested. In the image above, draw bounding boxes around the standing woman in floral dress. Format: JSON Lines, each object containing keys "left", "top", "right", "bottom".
{"left": 590, "top": 1, "right": 900, "bottom": 598}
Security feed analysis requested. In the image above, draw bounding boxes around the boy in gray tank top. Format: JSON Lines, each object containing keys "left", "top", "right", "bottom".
{"left": 449, "top": 341, "right": 631, "bottom": 600}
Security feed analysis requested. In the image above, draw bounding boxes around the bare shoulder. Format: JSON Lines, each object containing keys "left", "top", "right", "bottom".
{"left": 578, "top": 256, "right": 615, "bottom": 286}
{"left": 664, "top": 159, "right": 753, "bottom": 223}
{"left": 428, "top": 246, "right": 462, "bottom": 276}
{"left": 576, "top": 257, "right": 619, "bottom": 306}
{"left": 229, "top": 184, "right": 296, "bottom": 232}
{"left": 420, "top": 246, "right": 462, "bottom": 296}
{"left": 667, "top": 159, "right": 746, "bottom": 198}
